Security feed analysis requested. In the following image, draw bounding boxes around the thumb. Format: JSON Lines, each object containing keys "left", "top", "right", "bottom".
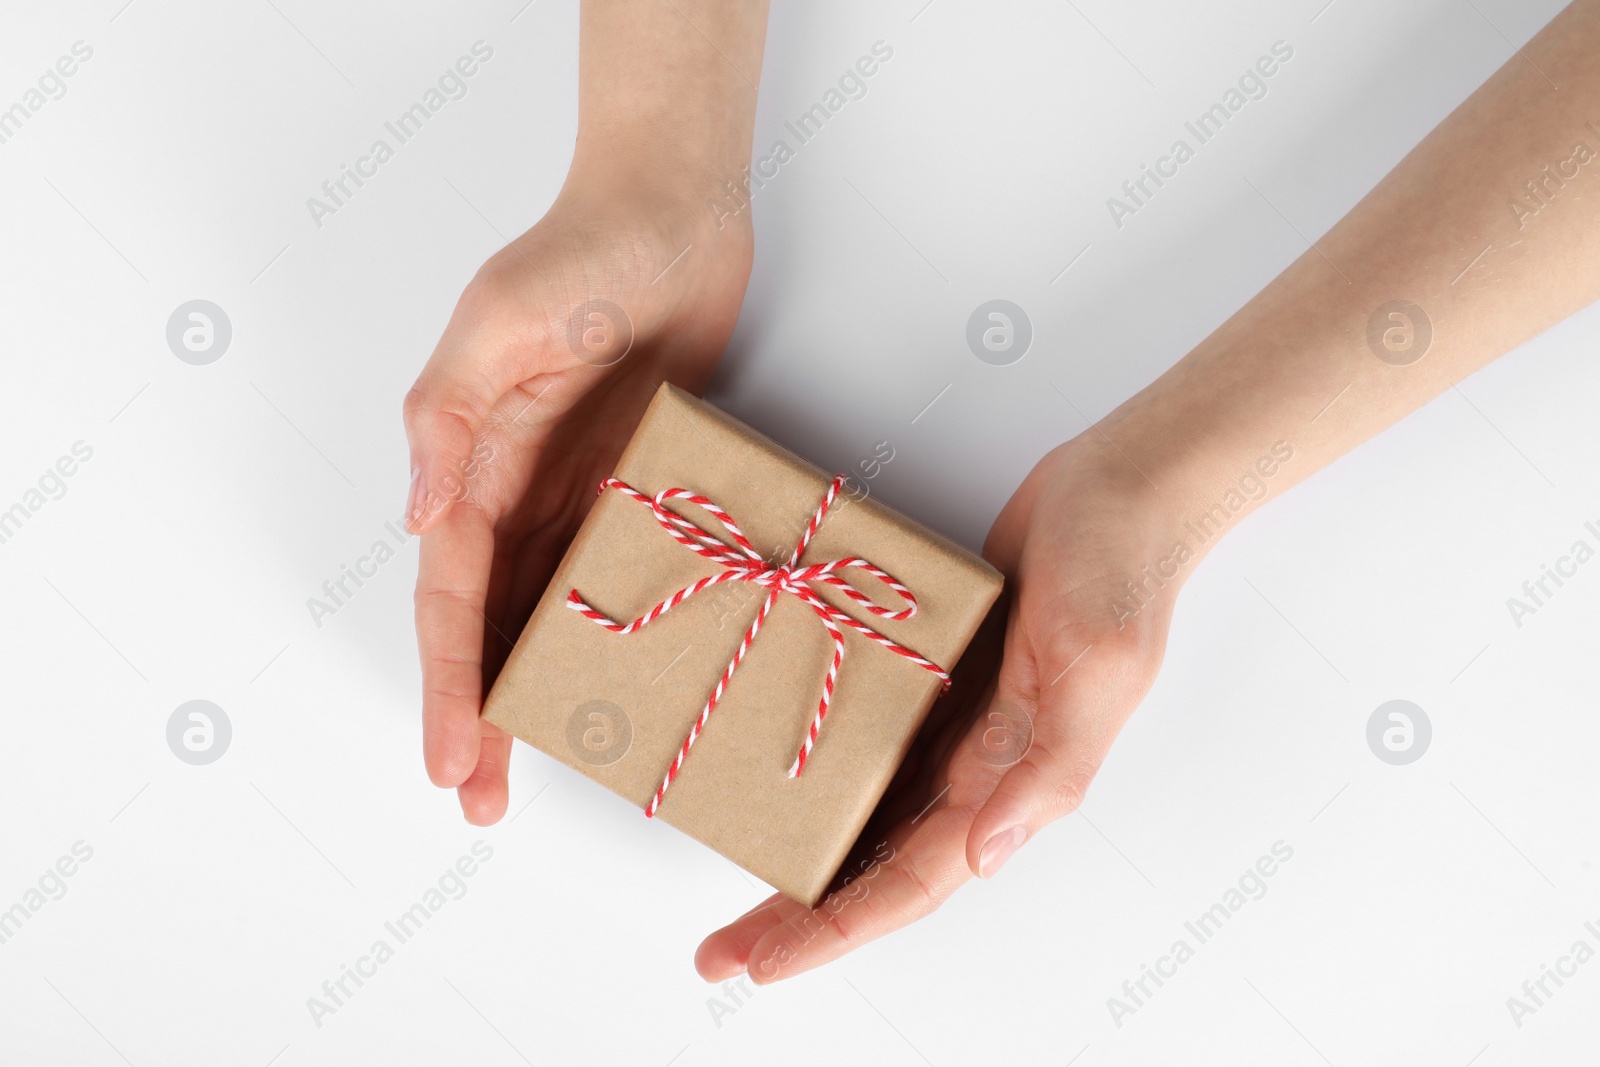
{"left": 401, "top": 267, "right": 630, "bottom": 533}
{"left": 402, "top": 366, "right": 498, "bottom": 535}
{"left": 963, "top": 626, "right": 1124, "bottom": 880}
{"left": 403, "top": 265, "right": 559, "bottom": 535}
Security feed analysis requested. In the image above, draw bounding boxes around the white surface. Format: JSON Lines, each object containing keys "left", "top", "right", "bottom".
{"left": 3, "top": 0, "right": 1598, "bottom": 1063}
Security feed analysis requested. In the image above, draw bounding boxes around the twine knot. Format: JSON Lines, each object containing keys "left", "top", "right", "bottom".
{"left": 566, "top": 475, "right": 950, "bottom": 818}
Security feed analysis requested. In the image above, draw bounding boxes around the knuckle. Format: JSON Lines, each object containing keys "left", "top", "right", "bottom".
{"left": 832, "top": 861, "right": 938, "bottom": 945}
{"left": 828, "top": 880, "right": 888, "bottom": 944}
{"left": 402, "top": 384, "right": 475, "bottom": 452}
{"left": 1014, "top": 737, "right": 1099, "bottom": 819}
{"left": 1049, "top": 775, "right": 1089, "bottom": 816}
{"left": 1038, "top": 621, "right": 1098, "bottom": 682}
{"left": 896, "top": 859, "right": 941, "bottom": 917}
{"left": 423, "top": 682, "right": 478, "bottom": 706}
{"left": 401, "top": 383, "right": 429, "bottom": 428}
{"left": 462, "top": 259, "right": 525, "bottom": 314}
{"left": 471, "top": 741, "right": 507, "bottom": 778}
{"left": 413, "top": 582, "right": 475, "bottom": 613}
{"left": 1048, "top": 755, "right": 1101, "bottom": 817}
{"left": 824, "top": 895, "right": 869, "bottom": 946}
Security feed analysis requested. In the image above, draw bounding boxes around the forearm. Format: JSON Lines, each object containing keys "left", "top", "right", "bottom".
{"left": 569, "top": 0, "right": 769, "bottom": 201}
{"left": 1105, "top": 0, "right": 1600, "bottom": 555}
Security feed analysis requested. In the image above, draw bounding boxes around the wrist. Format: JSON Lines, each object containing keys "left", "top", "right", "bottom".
{"left": 1084, "top": 338, "right": 1328, "bottom": 569}
{"left": 1054, "top": 405, "right": 1299, "bottom": 589}
{"left": 999, "top": 435, "right": 1202, "bottom": 639}
{"left": 560, "top": 152, "right": 753, "bottom": 250}
{"left": 1056, "top": 435, "right": 1203, "bottom": 569}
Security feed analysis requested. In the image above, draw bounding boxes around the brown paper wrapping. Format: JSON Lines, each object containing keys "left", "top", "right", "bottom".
{"left": 483, "top": 383, "right": 1002, "bottom": 905}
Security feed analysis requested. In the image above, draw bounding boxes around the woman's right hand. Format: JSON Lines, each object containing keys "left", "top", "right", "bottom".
{"left": 403, "top": 175, "right": 756, "bottom": 825}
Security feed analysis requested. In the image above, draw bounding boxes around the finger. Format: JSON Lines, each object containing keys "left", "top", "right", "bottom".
{"left": 964, "top": 626, "right": 1136, "bottom": 880}
{"left": 415, "top": 504, "right": 496, "bottom": 789}
{"left": 401, "top": 276, "right": 556, "bottom": 535}
{"left": 705, "top": 679, "right": 1005, "bottom": 980}
{"left": 695, "top": 612, "right": 1008, "bottom": 983}
{"left": 698, "top": 763, "right": 999, "bottom": 983}
{"left": 742, "top": 800, "right": 978, "bottom": 985}
{"left": 402, "top": 363, "right": 499, "bottom": 536}
{"left": 457, "top": 719, "right": 514, "bottom": 825}
{"left": 694, "top": 892, "right": 788, "bottom": 981}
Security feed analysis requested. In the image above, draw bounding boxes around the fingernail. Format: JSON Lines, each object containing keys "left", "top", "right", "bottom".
{"left": 405, "top": 466, "right": 425, "bottom": 532}
{"left": 978, "top": 826, "right": 1027, "bottom": 878}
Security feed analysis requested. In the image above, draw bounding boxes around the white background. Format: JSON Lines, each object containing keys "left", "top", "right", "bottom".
{"left": 2, "top": 0, "right": 1598, "bottom": 1063}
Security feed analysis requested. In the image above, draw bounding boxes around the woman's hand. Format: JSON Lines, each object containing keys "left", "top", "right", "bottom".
{"left": 695, "top": 437, "right": 1190, "bottom": 983}
{"left": 404, "top": 182, "right": 755, "bottom": 825}
{"left": 403, "top": 0, "right": 769, "bottom": 825}
{"left": 695, "top": 0, "right": 1600, "bottom": 980}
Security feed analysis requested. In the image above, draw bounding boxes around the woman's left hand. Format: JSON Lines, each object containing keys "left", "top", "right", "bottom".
{"left": 695, "top": 436, "right": 1188, "bottom": 983}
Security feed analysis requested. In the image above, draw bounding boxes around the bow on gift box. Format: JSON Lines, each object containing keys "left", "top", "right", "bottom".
{"left": 566, "top": 474, "right": 951, "bottom": 818}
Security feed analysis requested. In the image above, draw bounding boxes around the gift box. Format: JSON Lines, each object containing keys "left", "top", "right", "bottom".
{"left": 482, "top": 383, "right": 1002, "bottom": 905}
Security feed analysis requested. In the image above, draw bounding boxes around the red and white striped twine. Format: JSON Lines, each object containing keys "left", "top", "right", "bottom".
{"left": 566, "top": 474, "right": 950, "bottom": 818}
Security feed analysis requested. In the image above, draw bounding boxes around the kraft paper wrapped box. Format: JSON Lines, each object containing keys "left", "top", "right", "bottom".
{"left": 483, "top": 383, "right": 1002, "bottom": 905}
